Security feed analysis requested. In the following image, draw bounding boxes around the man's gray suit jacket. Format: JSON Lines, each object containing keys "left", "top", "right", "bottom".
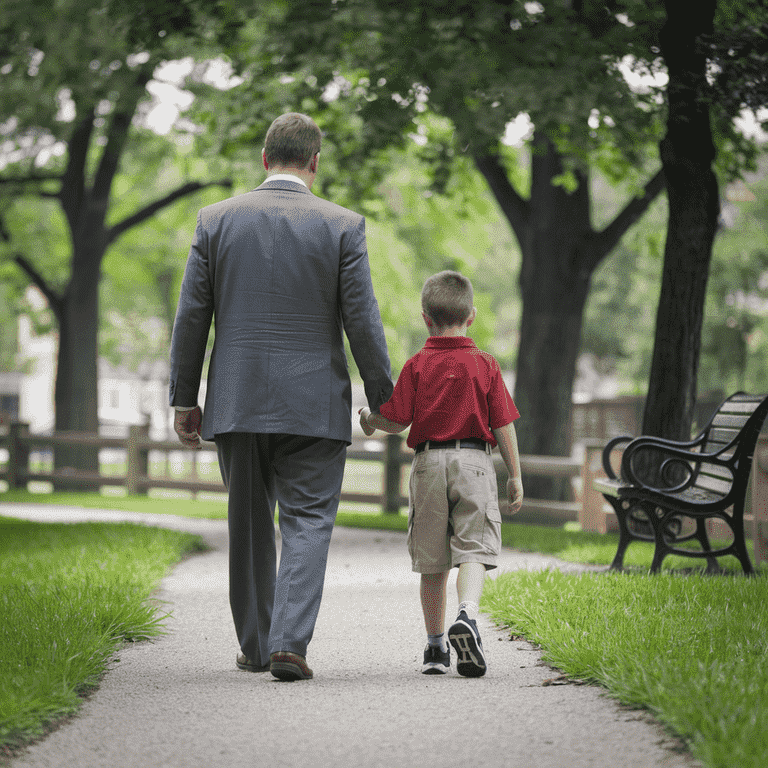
{"left": 169, "top": 179, "right": 393, "bottom": 443}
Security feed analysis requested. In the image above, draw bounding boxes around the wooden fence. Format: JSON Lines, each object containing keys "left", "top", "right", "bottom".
{"left": 1, "top": 422, "right": 592, "bottom": 520}
{"left": 1, "top": 422, "right": 765, "bottom": 565}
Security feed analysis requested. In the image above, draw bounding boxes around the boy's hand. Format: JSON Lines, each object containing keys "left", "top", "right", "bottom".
{"left": 358, "top": 407, "right": 376, "bottom": 437}
{"left": 506, "top": 476, "right": 524, "bottom": 515}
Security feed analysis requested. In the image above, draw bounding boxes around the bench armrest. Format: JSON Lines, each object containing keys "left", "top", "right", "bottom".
{"left": 601, "top": 436, "right": 632, "bottom": 479}
{"left": 620, "top": 436, "right": 731, "bottom": 493}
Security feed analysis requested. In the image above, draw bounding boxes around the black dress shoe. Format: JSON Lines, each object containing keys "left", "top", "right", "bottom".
{"left": 269, "top": 651, "right": 313, "bottom": 680}
{"left": 236, "top": 652, "right": 270, "bottom": 672}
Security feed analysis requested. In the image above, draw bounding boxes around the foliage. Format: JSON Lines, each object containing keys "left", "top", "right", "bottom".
{"left": 581, "top": 155, "right": 768, "bottom": 399}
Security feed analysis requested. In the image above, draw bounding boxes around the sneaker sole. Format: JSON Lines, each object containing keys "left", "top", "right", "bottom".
{"left": 422, "top": 663, "right": 450, "bottom": 675}
{"left": 448, "top": 619, "right": 487, "bottom": 678}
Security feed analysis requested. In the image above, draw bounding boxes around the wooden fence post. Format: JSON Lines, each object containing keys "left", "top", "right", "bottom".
{"left": 752, "top": 435, "right": 768, "bottom": 567}
{"left": 8, "top": 421, "right": 30, "bottom": 490}
{"left": 579, "top": 440, "right": 618, "bottom": 533}
{"left": 383, "top": 433, "right": 402, "bottom": 514}
{"left": 126, "top": 423, "right": 150, "bottom": 496}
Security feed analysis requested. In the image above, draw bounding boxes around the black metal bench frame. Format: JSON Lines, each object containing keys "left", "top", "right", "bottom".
{"left": 594, "top": 392, "right": 768, "bottom": 574}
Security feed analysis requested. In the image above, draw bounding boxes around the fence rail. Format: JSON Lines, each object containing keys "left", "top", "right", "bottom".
{"left": 1, "top": 422, "right": 591, "bottom": 521}
{"left": 1, "top": 422, "right": 765, "bottom": 565}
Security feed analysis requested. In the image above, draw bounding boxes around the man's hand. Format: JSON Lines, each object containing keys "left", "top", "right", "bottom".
{"left": 174, "top": 406, "right": 203, "bottom": 449}
{"left": 506, "top": 476, "right": 524, "bottom": 515}
{"left": 358, "top": 407, "right": 376, "bottom": 436}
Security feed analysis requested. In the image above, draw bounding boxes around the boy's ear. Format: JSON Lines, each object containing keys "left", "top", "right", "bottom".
{"left": 466, "top": 307, "right": 477, "bottom": 327}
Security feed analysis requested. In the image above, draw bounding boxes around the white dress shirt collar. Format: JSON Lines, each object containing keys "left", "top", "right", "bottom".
{"left": 264, "top": 173, "right": 307, "bottom": 187}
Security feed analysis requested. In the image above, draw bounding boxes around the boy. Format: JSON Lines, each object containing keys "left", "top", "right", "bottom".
{"left": 359, "top": 270, "right": 523, "bottom": 677}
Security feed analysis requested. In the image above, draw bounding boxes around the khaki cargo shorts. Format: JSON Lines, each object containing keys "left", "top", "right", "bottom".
{"left": 407, "top": 444, "right": 502, "bottom": 574}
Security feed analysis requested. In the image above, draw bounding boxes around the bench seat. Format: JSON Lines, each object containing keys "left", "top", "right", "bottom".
{"left": 593, "top": 392, "right": 768, "bottom": 574}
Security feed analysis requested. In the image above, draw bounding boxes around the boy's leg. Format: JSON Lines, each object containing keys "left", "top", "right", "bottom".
{"left": 456, "top": 561, "right": 486, "bottom": 620}
{"left": 421, "top": 571, "right": 450, "bottom": 635}
{"left": 450, "top": 561, "right": 488, "bottom": 677}
{"left": 420, "top": 571, "right": 451, "bottom": 674}
{"left": 445, "top": 448, "right": 501, "bottom": 678}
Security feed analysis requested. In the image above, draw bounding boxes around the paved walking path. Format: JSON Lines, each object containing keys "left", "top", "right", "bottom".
{"left": 3, "top": 504, "right": 700, "bottom": 768}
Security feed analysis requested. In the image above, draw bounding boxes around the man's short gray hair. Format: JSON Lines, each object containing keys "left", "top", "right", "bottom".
{"left": 264, "top": 113, "right": 322, "bottom": 169}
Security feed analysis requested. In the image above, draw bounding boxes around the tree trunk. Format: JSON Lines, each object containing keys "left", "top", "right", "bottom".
{"left": 514, "top": 138, "right": 593, "bottom": 499}
{"left": 640, "top": 0, "right": 719, "bottom": 459}
{"left": 53, "top": 234, "right": 104, "bottom": 482}
{"left": 476, "top": 135, "right": 666, "bottom": 501}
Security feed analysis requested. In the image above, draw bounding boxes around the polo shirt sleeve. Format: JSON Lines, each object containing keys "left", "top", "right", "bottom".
{"left": 488, "top": 361, "right": 520, "bottom": 428}
{"left": 378, "top": 358, "right": 416, "bottom": 426}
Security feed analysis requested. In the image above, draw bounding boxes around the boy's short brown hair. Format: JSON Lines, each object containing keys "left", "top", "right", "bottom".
{"left": 264, "top": 113, "right": 322, "bottom": 169}
{"left": 421, "top": 270, "right": 474, "bottom": 328}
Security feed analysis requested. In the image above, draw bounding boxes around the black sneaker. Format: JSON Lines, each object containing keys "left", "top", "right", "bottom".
{"left": 448, "top": 611, "right": 487, "bottom": 677}
{"left": 422, "top": 644, "right": 450, "bottom": 675}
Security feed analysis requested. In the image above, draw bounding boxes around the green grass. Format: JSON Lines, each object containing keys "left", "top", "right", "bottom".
{"left": 482, "top": 569, "right": 768, "bottom": 768}
{"left": 2, "top": 490, "right": 767, "bottom": 767}
{"left": 0, "top": 516, "right": 205, "bottom": 756}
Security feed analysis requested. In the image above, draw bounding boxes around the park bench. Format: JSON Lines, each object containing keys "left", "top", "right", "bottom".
{"left": 593, "top": 392, "right": 768, "bottom": 574}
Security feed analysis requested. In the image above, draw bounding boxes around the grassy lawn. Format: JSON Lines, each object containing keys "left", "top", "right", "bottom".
{"left": 483, "top": 570, "right": 768, "bottom": 768}
{"left": 1, "top": 489, "right": 767, "bottom": 768}
{"left": 0, "top": 515, "right": 205, "bottom": 759}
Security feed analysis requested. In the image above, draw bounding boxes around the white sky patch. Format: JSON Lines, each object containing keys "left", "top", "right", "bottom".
{"left": 154, "top": 57, "right": 194, "bottom": 86}
{"left": 144, "top": 78, "right": 194, "bottom": 135}
{"left": 202, "top": 59, "right": 244, "bottom": 90}
{"left": 618, "top": 54, "right": 668, "bottom": 93}
{"left": 127, "top": 51, "right": 151, "bottom": 69}
{"left": 502, "top": 112, "right": 534, "bottom": 146}
{"left": 735, "top": 108, "right": 768, "bottom": 142}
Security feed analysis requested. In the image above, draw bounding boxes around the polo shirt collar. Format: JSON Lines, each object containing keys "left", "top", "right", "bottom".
{"left": 424, "top": 336, "right": 476, "bottom": 349}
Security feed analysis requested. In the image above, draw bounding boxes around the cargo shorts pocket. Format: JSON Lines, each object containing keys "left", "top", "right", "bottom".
{"left": 483, "top": 502, "right": 502, "bottom": 554}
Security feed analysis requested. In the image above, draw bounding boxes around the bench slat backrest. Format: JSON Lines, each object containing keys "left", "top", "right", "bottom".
{"left": 693, "top": 393, "right": 768, "bottom": 498}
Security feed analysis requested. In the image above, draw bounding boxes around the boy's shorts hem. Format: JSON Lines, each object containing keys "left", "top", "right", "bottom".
{"left": 411, "top": 557, "right": 498, "bottom": 574}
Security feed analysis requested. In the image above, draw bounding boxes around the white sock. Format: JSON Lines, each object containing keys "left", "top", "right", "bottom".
{"left": 427, "top": 633, "right": 448, "bottom": 652}
{"left": 458, "top": 601, "right": 479, "bottom": 621}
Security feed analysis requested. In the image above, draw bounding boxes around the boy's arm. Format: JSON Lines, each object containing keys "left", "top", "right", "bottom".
{"left": 359, "top": 407, "right": 409, "bottom": 435}
{"left": 492, "top": 421, "right": 524, "bottom": 515}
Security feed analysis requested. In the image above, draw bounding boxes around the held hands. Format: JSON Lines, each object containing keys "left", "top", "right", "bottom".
{"left": 358, "top": 407, "right": 376, "bottom": 437}
{"left": 506, "top": 476, "right": 524, "bottom": 516}
{"left": 174, "top": 406, "right": 203, "bottom": 449}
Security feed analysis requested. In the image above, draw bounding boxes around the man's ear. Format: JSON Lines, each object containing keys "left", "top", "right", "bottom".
{"left": 422, "top": 311, "right": 433, "bottom": 328}
{"left": 262, "top": 149, "right": 269, "bottom": 171}
{"left": 309, "top": 152, "right": 319, "bottom": 173}
{"left": 466, "top": 307, "right": 477, "bottom": 327}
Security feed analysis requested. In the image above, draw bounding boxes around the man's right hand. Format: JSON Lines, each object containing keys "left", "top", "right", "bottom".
{"left": 174, "top": 406, "right": 203, "bottom": 449}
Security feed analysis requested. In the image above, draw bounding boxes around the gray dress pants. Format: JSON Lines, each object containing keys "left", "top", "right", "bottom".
{"left": 215, "top": 433, "right": 347, "bottom": 665}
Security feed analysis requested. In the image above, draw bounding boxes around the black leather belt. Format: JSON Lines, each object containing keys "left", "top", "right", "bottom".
{"left": 415, "top": 438, "right": 490, "bottom": 454}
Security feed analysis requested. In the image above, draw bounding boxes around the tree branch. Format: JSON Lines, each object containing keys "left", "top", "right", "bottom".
{"left": 13, "top": 253, "right": 65, "bottom": 322}
{"left": 60, "top": 107, "right": 96, "bottom": 230}
{"left": 106, "top": 179, "right": 234, "bottom": 245}
{"left": 91, "top": 68, "right": 152, "bottom": 209}
{"left": 588, "top": 167, "right": 666, "bottom": 267}
{"left": 472, "top": 153, "right": 530, "bottom": 238}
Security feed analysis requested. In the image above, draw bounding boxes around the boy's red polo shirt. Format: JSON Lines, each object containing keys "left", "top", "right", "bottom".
{"left": 378, "top": 336, "right": 519, "bottom": 449}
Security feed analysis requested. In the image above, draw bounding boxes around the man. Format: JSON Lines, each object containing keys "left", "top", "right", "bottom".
{"left": 169, "top": 113, "right": 393, "bottom": 681}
